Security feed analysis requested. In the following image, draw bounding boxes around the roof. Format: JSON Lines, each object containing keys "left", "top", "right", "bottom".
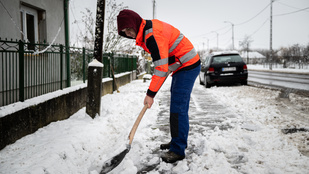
{"left": 241, "top": 51, "right": 266, "bottom": 59}
{"left": 210, "top": 51, "right": 240, "bottom": 56}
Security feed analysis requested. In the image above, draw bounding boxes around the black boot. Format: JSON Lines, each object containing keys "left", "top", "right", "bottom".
{"left": 161, "top": 151, "right": 185, "bottom": 163}
{"left": 160, "top": 142, "right": 187, "bottom": 150}
{"left": 160, "top": 142, "right": 171, "bottom": 150}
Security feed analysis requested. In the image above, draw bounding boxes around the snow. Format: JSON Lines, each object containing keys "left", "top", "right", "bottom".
{"left": 240, "top": 52, "right": 266, "bottom": 59}
{"left": 248, "top": 64, "right": 309, "bottom": 74}
{"left": 0, "top": 83, "right": 86, "bottom": 118}
{"left": 1, "top": 74, "right": 309, "bottom": 173}
{"left": 0, "top": 78, "right": 115, "bottom": 118}
{"left": 88, "top": 59, "right": 104, "bottom": 67}
{"left": 143, "top": 74, "right": 152, "bottom": 80}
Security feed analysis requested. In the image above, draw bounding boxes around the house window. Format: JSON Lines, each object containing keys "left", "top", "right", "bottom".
{"left": 20, "top": 5, "right": 39, "bottom": 50}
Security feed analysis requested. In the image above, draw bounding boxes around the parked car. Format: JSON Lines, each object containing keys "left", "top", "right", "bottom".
{"left": 199, "top": 51, "right": 248, "bottom": 88}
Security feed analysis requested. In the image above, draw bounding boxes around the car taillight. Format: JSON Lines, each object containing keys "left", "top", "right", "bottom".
{"left": 243, "top": 65, "right": 247, "bottom": 70}
{"left": 208, "top": 67, "right": 215, "bottom": 73}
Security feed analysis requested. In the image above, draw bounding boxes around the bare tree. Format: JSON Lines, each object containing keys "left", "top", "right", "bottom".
{"left": 72, "top": 0, "right": 140, "bottom": 53}
{"left": 239, "top": 35, "right": 253, "bottom": 64}
{"left": 72, "top": 8, "right": 96, "bottom": 49}
{"left": 103, "top": 0, "right": 127, "bottom": 52}
{"left": 303, "top": 43, "right": 309, "bottom": 63}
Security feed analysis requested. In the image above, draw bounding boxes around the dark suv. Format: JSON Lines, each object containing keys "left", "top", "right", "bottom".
{"left": 199, "top": 51, "right": 248, "bottom": 88}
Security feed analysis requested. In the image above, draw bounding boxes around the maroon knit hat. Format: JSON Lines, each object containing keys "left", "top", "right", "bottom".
{"left": 117, "top": 9, "right": 143, "bottom": 39}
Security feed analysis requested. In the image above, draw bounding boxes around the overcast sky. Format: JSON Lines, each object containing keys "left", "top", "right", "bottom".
{"left": 70, "top": 0, "right": 309, "bottom": 51}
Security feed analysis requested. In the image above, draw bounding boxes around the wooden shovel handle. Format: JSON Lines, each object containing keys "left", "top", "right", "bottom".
{"left": 127, "top": 71, "right": 171, "bottom": 145}
{"left": 128, "top": 104, "right": 148, "bottom": 145}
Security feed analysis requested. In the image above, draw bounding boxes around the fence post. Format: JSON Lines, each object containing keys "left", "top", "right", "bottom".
{"left": 64, "top": 0, "right": 71, "bottom": 87}
{"left": 65, "top": 45, "right": 70, "bottom": 87}
{"left": 86, "top": 59, "right": 103, "bottom": 118}
{"left": 60, "top": 45, "right": 63, "bottom": 89}
{"left": 86, "top": 0, "right": 105, "bottom": 118}
{"left": 19, "top": 40, "right": 24, "bottom": 102}
{"left": 82, "top": 47, "right": 86, "bottom": 83}
{"left": 110, "top": 52, "right": 114, "bottom": 77}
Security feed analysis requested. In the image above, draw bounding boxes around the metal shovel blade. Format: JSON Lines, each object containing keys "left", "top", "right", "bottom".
{"left": 100, "top": 147, "right": 130, "bottom": 174}
{"left": 100, "top": 104, "right": 149, "bottom": 173}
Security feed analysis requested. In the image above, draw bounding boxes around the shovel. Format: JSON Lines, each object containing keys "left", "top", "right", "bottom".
{"left": 100, "top": 70, "right": 171, "bottom": 173}
{"left": 100, "top": 104, "right": 148, "bottom": 174}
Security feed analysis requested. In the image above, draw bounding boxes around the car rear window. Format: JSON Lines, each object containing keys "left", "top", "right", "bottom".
{"left": 212, "top": 54, "right": 243, "bottom": 64}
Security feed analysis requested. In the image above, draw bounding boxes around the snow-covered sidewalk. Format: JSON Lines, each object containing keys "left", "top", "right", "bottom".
{"left": 0, "top": 76, "right": 308, "bottom": 174}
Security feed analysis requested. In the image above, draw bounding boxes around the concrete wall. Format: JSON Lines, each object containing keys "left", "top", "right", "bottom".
{"left": 0, "top": 72, "right": 136, "bottom": 150}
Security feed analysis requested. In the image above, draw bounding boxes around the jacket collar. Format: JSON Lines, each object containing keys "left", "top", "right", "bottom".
{"left": 136, "top": 19, "right": 146, "bottom": 46}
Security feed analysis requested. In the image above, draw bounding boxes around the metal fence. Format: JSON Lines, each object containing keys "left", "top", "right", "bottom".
{"left": 0, "top": 39, "right": 137, "bottom": 107}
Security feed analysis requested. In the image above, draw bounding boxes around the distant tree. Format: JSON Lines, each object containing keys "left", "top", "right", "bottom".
{"left": 101, "top": 0, "right": 142, "bottom": 53}
{"left": 303, "top": 43, "right": 309, "bottom": 63}
{"left": 239, "top": 35, "right": 253, "bottom": 63}
{"left": 73, "top": 8, "right": 95, "bottom": 49}
{"left": 72, "top": 0, "right": 141, "bottom": 53}
{"left": 103, "top": 0, "right": 128, "bottom": 52}
{"left": 71, "top": 0, "right": 145, "bottom": 76}
{"left": 289, "top": 44, "right": 302, "bottom": 62}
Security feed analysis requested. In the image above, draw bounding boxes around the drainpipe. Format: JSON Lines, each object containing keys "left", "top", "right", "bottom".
{"left": 64, "top": 0, "right": 71, "bottom": 87}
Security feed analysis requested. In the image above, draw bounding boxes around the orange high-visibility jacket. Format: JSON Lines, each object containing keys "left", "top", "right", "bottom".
{"left": 136, "top": 19, "right": 200, "bottom": 98}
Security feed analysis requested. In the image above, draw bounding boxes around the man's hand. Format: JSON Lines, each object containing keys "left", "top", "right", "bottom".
{"left": 144, "top": 95, "right": 154, "bottom": 108}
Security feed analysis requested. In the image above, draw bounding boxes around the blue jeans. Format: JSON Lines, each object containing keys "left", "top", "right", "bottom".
{"left": 169, "top": 64, "right": 201, "bottom": 156}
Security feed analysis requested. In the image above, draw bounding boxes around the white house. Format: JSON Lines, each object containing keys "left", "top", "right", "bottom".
{"left": 0, "top": 0, "right": 68, "bottom": 45}
{"left": 0, "top": 0, "right": 70, "bottom": 106}
{"left": 241, "top": 51, "right": 266, "bottom": 64}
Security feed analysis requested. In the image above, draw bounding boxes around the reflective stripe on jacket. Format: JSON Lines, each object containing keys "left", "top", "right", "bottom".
{"left": 136, "top": 19, "right": 200, "bottom": 97}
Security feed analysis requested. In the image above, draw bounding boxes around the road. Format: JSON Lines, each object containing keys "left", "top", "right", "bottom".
{"left": 248, "top": 70, "right": 309, "bottom": 91}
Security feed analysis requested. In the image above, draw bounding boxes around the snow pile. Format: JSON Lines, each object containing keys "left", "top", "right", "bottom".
{"left": 0, "top": 77, "right": 308, "bottom": 174}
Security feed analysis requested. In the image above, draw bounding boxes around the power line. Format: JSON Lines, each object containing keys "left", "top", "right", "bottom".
{"left": 191, "top": 26, "right": 229, "bottom": 38}
{"left": 192, "top": 2, "right": 271, "bottom": 38}
{"left": 235, "top": 3, "right": 271, "bottom": 26}
{"left": 193, "top": 1, "right": 308, "bottom": 49}
{"left": 274, "top": 7, "right": 309, "bottom": 16}
{"left": 248, "top": 18, "right": 269, "bottom": 38}
{"left": 277, "top": 1, "right": 309, "bottom": 13}
{"left": 246, "top": 4, "right": 309, "bottom": 37}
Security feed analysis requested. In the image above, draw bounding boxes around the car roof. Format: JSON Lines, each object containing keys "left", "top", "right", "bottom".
{"left": 209, "top": 51, "right": 240, "bottom": 57}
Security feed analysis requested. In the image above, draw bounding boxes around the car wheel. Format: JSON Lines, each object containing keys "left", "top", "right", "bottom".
{"left": 204, "top": 75, "right": 211, "bottom": 88}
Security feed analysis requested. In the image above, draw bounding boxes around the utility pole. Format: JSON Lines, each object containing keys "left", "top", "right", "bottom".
{"left": 224, "top": 21, "right": 234, "bottom": 50}
{"left": 86, "top": 0, "right": 106, "bottom": 118}
{"left": 202, "top": 42, "right": 205, "bottom": 55}
{"left": 152, "top": 0, "right": 156, "bottom": 19}
{"left": 232, "top": 23, "right": 234, "bottom": 50}
{"left": 207, "top": 38, "right": 209, "bottom": 52}
{"left": 269, "top": 0, "right": 274, "bottom": 70}
{"left": 212, "top": 31, "right": 219, "bottom": 51}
